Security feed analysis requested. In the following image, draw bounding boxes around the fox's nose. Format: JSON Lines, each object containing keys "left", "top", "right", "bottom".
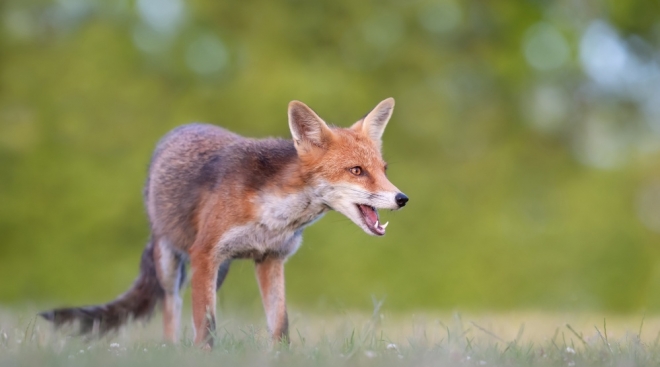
{"left": 395, "top": 193, "right": 409, "bottom": 208}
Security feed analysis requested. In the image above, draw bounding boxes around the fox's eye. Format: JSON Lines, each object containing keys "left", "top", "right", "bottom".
{"left": 349, "top": 166, "right": 363, "bottom": 176}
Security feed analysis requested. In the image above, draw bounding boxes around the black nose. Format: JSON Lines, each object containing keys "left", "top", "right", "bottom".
{"left": 395, "top": 193, "right": 408, "bottom": 208}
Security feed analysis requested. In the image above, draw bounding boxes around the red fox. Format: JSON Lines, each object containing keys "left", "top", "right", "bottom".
{"left": 40, "top": 98, "right": 408, "bottom": 347}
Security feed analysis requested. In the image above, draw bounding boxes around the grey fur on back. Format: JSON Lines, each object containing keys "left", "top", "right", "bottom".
{"left": 146, "top": 123, "right": 298, "bottom": 250}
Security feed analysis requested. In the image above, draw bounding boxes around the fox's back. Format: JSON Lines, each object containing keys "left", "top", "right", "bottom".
{"left": 146, "top": 123, "right": 298, "bottom": 251}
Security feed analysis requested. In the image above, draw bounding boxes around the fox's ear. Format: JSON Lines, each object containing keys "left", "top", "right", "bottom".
{"left": 288, "top": 101, "right": 333, "bottom": 152}
{"left": 352, "top": 97, "right": 395, "bottom": 150}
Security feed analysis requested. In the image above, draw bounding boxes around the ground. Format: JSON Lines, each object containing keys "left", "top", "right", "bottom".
{"left": 1, "top": 306, "right": 658, "bottom": 367}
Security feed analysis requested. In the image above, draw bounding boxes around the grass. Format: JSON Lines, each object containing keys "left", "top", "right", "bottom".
{"left": 1, "top": 305, "right": 660, "bottom": 367}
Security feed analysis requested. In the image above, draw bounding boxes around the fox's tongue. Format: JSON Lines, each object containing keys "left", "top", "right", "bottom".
{"left": 357, "top": 204, "right": 388, "bottom": 236}
{"left": 358, "top": 204, "right": 379, "bottom": 226}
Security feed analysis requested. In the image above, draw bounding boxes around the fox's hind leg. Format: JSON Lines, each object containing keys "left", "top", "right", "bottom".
{"left": 216, "top": 259, "right": 231, "bottom": 291}
{"left": 154, "top": 238, "right": 185, "bottom": 343}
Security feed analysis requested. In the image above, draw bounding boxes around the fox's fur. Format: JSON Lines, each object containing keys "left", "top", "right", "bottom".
{"left": 40, "top": 98, "right": 408, "bottom": 346}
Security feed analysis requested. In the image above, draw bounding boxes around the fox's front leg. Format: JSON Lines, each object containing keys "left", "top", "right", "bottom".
{"left": 255, "top": 256, "right": 289, "bottom": 343}
{"left": 190, "top": 242, "right": 223, "bottom": 347}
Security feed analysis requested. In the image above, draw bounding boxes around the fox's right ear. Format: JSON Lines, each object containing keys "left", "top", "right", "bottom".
{"left": 288, "top": 101, "right": 333, "bottom": 152}
{"left": 352, "top": 98, "right": 395, "bottom": 151}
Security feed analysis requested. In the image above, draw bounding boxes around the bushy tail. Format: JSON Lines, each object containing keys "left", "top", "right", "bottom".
{"left": 39, "top": 239, "right": 164, "bottom": 336}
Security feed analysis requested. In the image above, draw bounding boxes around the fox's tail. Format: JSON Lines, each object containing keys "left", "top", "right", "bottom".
{"left": 39, "top": 238, "right": 164, "bottom": 336}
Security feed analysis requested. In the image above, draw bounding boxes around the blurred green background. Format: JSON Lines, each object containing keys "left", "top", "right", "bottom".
{"left": 2, "top": 0, "right": 660, "bottom": 314}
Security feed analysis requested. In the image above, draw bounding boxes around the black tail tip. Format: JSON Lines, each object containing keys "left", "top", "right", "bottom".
{"left": 39, "top": 308, "right": 75, "bottom": 326}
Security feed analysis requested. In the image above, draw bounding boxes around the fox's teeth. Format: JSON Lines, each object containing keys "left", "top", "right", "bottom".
{"left": 375, "top": 220, "right": 379, "bottom": 228}
{"left": 381, "top": 221, "right": 389, "bottom": 229}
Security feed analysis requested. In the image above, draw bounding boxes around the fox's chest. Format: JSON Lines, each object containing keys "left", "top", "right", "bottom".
{"left": 218, "top": 191, "right": 328, "bottom": 258}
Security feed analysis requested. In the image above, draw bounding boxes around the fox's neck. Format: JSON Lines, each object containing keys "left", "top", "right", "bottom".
{"left": 256, "top": 157, "right": 330, "bottom": 232}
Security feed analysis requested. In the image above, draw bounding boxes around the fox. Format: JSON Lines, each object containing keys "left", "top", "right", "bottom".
{"left": 40, "top": 98, "right": 408, "bottom": 347}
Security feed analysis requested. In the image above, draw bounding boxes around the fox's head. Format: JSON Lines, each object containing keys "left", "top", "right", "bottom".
{"left": 288, "top": 98, "right": 408, "bottom": 236}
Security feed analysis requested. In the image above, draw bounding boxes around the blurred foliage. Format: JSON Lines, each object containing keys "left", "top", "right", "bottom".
{"left": 2, "top": 0, "right": 660, "bottom": 313}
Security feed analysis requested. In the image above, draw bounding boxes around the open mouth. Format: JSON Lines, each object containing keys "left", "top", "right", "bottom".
{"left": 356, "top": 204, "right": 388, "bottom": 236}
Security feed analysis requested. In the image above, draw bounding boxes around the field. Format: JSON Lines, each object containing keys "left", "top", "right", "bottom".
{"left": 1, "top": 306, "right": 659, "bottom": 367}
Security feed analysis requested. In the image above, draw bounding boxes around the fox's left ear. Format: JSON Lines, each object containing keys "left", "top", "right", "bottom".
{"left": 288, "top": 100, "right": 334, "bottom": 153}
{"left": 352, "top": 98, "right": 395, "bottom": 150}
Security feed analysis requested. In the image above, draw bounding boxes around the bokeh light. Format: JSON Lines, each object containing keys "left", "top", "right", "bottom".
{"left": 524, "top": 22, "right": 570, "bottom": 71}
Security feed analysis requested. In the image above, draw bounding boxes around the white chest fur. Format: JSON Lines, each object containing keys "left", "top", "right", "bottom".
{"left": 217, "top": 188, "right": 328, "bottom": 259}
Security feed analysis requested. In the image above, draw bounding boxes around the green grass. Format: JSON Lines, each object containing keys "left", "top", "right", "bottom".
{"left": 1, "top": 306, "right": 660, "bottom": 367}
